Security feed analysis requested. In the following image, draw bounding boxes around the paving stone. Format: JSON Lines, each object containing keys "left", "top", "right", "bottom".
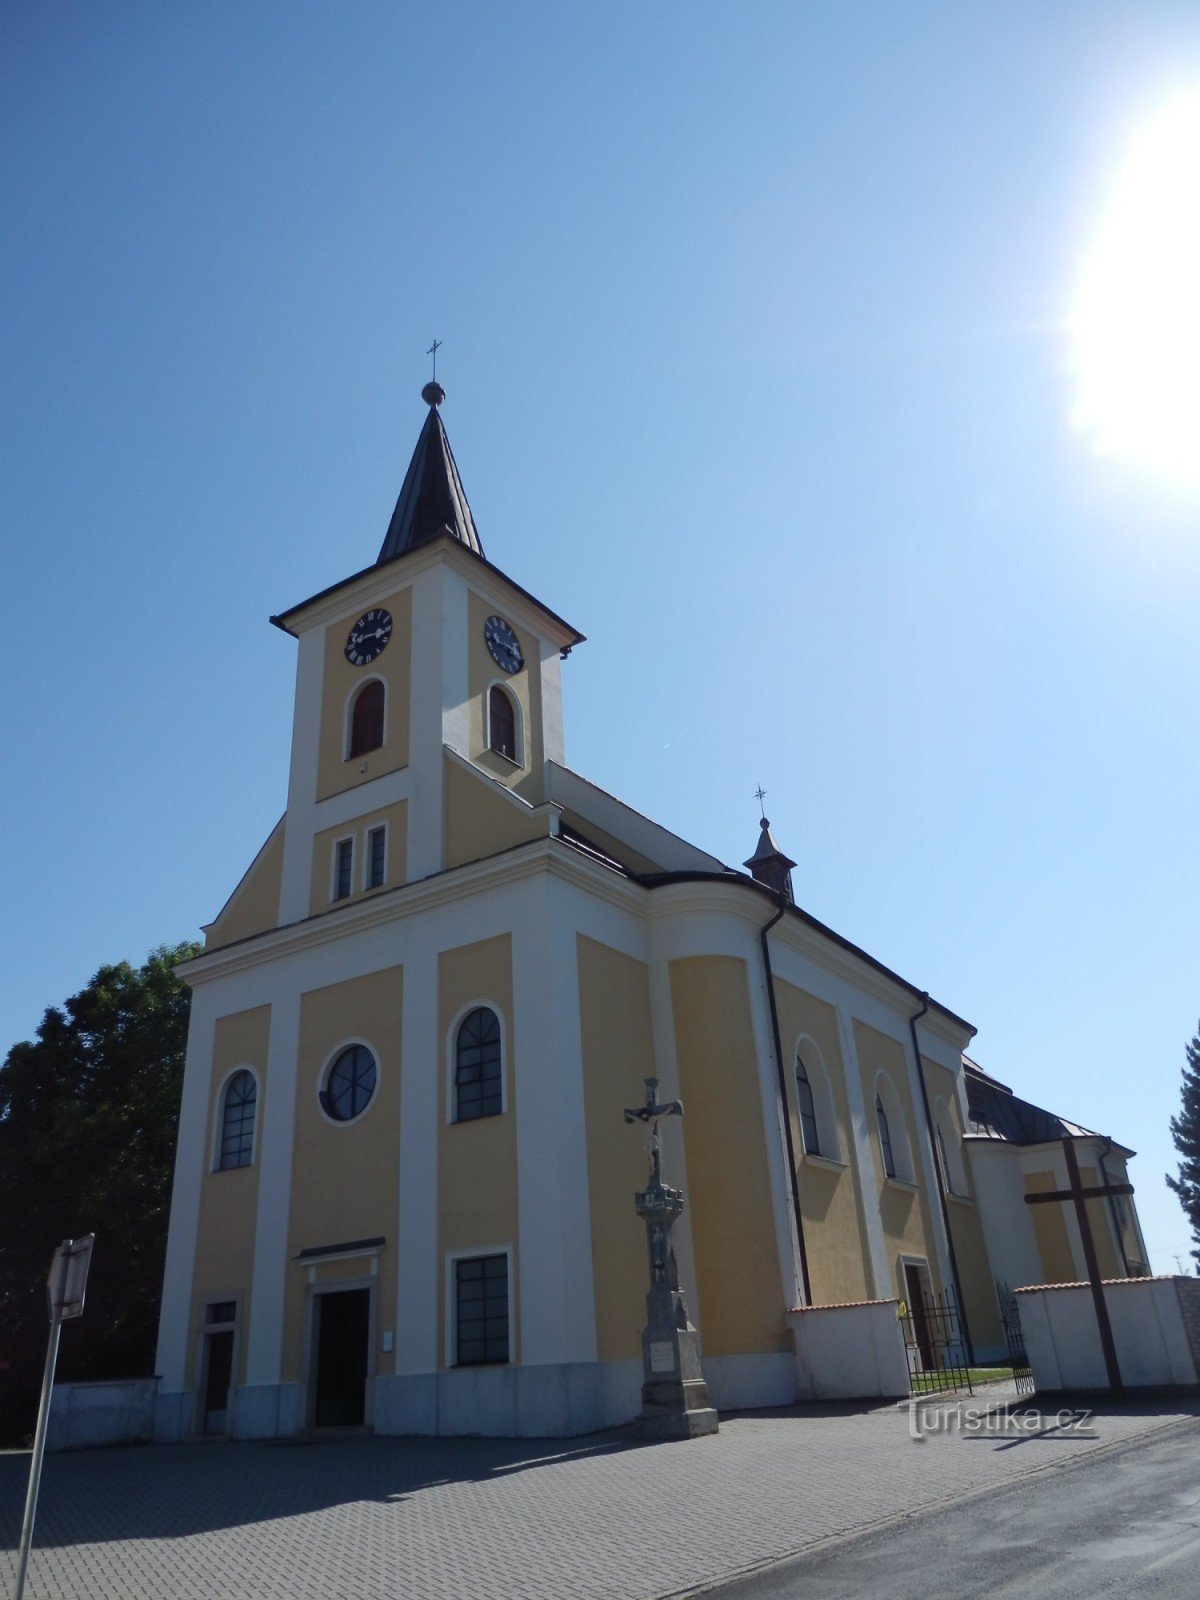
{"left": 1, "top": 1399, "right": 1195, "bottom": 1600}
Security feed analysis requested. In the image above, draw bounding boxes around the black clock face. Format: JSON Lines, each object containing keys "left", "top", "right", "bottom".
{"left": 484, "top": 614, "right": 524, "bottom": 674}
{"left": 345, "top": 608, "right": 393, "bottom": 667}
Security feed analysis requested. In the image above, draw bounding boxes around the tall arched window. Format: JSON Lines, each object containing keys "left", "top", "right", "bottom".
{"left": 488, "top": 685, "right": 517, "bottom": 762}
{"left": 875, "top": 1093, "right": 896, "bottom": 1179}
{"left": 795, "top": 1058, "right": 820, "bottom": 1155}
{"left": 219, "top": 1070, "right": 257, "bottom": 1170}
{"left": 348, "top": 679, "right": 385, "bottom": 758}
{"left": 455, "top": 1007, "right": 502, "bottom": 1121}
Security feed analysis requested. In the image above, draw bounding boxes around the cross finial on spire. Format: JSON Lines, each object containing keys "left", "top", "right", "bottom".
{"left": 426, "top": 338, "right": 443, "bottom": 381}
{"left": 755, "top": 784, "right": 768, "bottom": 821}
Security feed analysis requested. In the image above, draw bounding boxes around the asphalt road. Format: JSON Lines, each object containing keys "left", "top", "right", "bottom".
{"left": 708, "top": 1419, "right": 1200, "bottom": 1600}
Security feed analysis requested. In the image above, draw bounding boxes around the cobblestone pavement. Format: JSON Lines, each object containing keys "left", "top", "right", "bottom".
{"left": 1, "top": 1397, "right": 1196, "bottom": 1600}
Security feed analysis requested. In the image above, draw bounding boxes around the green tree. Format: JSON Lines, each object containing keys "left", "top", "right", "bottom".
{"left": 1167, "top": 1022, "right": 1200, "bottom": 1270}
{"left": 0, "top": 942, "right": 198, "bottom": 1441}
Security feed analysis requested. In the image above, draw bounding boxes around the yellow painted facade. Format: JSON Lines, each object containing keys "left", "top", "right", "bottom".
{"left": 576, "top": 936, "right": 657, "bottom": 1361}
{"left": 205, "top": 821, "right": 284, "bottom": 953}
{"left": 670, "top": 956, "right": 786, "bottom": 1357}
{"left": 309, "top": 799, "right": 409, "bottom": 916}
{"left": 1025, "top": 1170, "right": 1077, "bottom": 1284}
{"left": 772, "top": 979, "right": 872, "bottom": 1305}
{"left": 188, "top": 1005, "right": 271, "bottom": 1385}
{"left": 283, "top": 967, "right": 404, "bottom": 1384}
{"left": 853, "top": 1021, "right": 942, "bottom": 1300}
{"left": 442, "top": 753, "right": 551, "bottom": 871}
{"left": 315, "top": 584, "right": 413, "bottom": 803}
{"left": 436, "top": 935, "right": 519, "bottom": 1366}
{"left": 466, "top": 589, "right": 542, "bottom": 800}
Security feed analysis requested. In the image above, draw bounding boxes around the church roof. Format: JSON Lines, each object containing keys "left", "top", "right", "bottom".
{"left": 963, "top": 1067, "right": 1107, "bottom": 1147}
{"left": 377, "top": 382, "right": 483, "bottom": 562}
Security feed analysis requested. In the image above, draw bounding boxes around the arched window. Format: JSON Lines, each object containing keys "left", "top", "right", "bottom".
{"left": 875, "top": 1093, "right": 896, "bottom": 1179}
{"left": 795, "top": 1058, "right": 820, "bottom": 1156}
{"left": 348, "top": 680, "right": 385, "bottom": 759}
{"left": 488, "top": 685, "right": 517, "bottom": 762}
{"left": 934, "top": 1100, "right": 968, "bottom": 1196}
{"left": 218, "top": 1070, "right": 257, "bottom": 1170}
{"left": 320, "top": 1044, "right": 377, "bottom": 1123}
{"left": 455, "top": 1007, "right": 502, "bottom": 1121}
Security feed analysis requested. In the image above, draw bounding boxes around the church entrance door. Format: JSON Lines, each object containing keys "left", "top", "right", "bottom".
{"left": 903, "top": 1263, "right": 935, "bottom": 1371}
{"left": 313, "top": 1287, "right": 371, "bottom": 1427}
{"left": 202, "top": 1330, "right": 234, "bottom": 1434}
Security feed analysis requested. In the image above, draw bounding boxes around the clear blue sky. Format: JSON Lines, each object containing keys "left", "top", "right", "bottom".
{"left": 3, "top": 2, "right": 1198, "bottom": 1273}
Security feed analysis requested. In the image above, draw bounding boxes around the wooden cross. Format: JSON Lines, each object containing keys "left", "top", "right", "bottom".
{"left": 426, "top": 338, "right": 442, "bottom": 381}
{"left": 1025, "top": 1136, "right": 1134, "bottom": 1393}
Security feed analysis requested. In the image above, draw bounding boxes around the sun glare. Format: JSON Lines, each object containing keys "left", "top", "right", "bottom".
{"left": 1070, "top": 89, "right": 1200, "bottom": 491}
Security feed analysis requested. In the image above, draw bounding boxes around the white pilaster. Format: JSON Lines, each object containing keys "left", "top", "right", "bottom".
{"left": 835, "top": 1004, "right": 891, "bottom": 1298}
{"left": 440, "top": 564, "right": 470, "bottom": 758}
{"left": 407, "top": 564, "right": 447, "bottom": 881}
{"left": 154, "top": 991, "right": 220, "bottom": 1389}
{"left": 245, "top": 984, "right": 301, "bottom": 1385}
{"left": 278, "top": 627, "right": 325, "bottom": 924}
{"left": 539, "top": 640, "right": 565, "bottom": 767}
{"left": 394, "top": 941, "right": 439, "bottom": 1373}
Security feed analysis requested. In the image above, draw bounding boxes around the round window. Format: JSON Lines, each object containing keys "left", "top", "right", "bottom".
{"left": 321, "top": 1044, "right": 377, "bottom": 1122}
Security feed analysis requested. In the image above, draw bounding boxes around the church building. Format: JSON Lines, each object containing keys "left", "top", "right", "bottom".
{"left": 154, "top": 382, "right": 1150, "bottom": 1441}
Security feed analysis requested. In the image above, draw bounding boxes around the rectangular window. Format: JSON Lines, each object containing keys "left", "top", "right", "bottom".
{"left": 334, "top": 838, "right": 353, "bottom": 900}
{"left": 455, "top": 1254, "right": 509, "bottom": 1366}
{"left": 366, "top": 825, "right": 386, "bottom": 890}
{"left": 206, "top": 1301, "right": 237, "bottom": 1326}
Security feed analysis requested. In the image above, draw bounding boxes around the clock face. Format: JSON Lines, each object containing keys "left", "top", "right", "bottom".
{"left": 484, "top": 614, "right": 524, "bottom": 674}
{"left": 345, "top": 608, "right": 393, "bottom": 667}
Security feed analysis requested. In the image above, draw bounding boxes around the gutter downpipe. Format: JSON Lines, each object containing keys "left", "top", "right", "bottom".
{"left": 908, "top": 992, "right": 974, "bottom": 1364}
{"left": 760, "top": 897, "right": 813, "bottom": 1306}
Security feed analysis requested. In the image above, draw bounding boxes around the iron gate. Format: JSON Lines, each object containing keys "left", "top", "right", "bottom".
{"left": 996, "top": 1282, "right": 1035, "bottom": 1396}
{"left": 900, "top": 1290, "right": 973, "bottom": 1396}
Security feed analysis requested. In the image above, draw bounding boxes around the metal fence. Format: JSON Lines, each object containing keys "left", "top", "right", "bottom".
{"left": 900, "top": 1290, "right": 973, "bottom": 1396}
{"left": 996, "top": 1282, "right": 1035, "bottom": 1396}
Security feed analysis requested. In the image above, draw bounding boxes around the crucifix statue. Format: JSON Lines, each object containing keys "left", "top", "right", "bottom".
{"left": 1024, "top": 1136, "right": 1135, "bottom": 1394}
{"left": 622, "top": 1077, "right": 718, "bottom": 1438}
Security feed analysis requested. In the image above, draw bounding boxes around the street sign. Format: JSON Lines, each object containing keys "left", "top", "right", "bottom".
{"left": 46, "top": 1234, "right": 94, "bottom": 1321}
{"left": 17, "top": 1234, "right": 96, "bottom": 1600}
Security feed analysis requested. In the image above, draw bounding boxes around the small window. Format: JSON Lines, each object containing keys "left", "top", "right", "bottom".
{"left": 876, "top": 1093, "right": 897, "bottom": 1179}
{"left": 455, "top": 1254, "right": 509, "bottom": 1366}
{"left": 795, "top": 1057, "right": 820, "bottom": 1156}
{"left": 349, "top": 679, "right": 385, "bottom": 759}
{"left": 488, "top": 685, "right": 517, "bottom": 762}
{"left": 366, "top": 826, "right": 386, "bottom": 890}
{"left": 218, "top": 1070, "right": 256, "bottom": 1170}
{"left": 334, "top": 838, "right": 353, "bottom": 900}
{"left": 454, "top": 1007, "right": 503, "bottom": 1122}
{"left": 206, "top": 1301, "right": 237, "bottom": 1326}
{"left": 321, "top": 1044, "right": 377, "bottom": 1122}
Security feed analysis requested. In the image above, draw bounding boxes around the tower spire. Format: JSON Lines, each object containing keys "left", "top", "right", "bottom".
{"left": 744, "top": 806, "right": 797, "bottom": 904}
{"left": 377, "top": 379, "right": 483, "bottom": 563}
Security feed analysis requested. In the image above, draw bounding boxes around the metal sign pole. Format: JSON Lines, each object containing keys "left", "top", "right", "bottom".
{"left": 13, "top": 1235, "right": 94, "bottom": 1600}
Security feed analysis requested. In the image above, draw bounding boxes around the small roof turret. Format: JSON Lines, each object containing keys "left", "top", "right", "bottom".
{"left": 377, "top": 383, "right": 483, "bottom": 563}
{"left": 744, "top": 814, "right": 797, "bottom": 904}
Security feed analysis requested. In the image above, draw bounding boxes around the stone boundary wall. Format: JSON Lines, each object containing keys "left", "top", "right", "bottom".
{"left": 1174, "top": 1276, "right": 1200, "bottom": 1372}
{"left": 786, "top": 1299, "right": 910, "bottom": 1401}
{"left": 48, "top": 1376, "right": 159, "bottom": 1451}
{"left": 1017, "top": 1277, "right": 1200, "bottom": 1394}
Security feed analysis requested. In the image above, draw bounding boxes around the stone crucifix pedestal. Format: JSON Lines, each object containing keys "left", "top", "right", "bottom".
{"left": 623, "top": 1078, "right": 719, "bottom": 1439}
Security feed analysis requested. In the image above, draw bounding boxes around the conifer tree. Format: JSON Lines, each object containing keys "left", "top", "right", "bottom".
{"left": 1167, "top": 1023, "right": 1200, "bottom": 1268}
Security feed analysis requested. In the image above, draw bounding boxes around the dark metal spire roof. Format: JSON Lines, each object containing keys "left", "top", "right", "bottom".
{"left": 377, "top": 383, "right": 483, "bottom": 564}
{"left": 744, "top": 815, "right": 797, "bottom": 903}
